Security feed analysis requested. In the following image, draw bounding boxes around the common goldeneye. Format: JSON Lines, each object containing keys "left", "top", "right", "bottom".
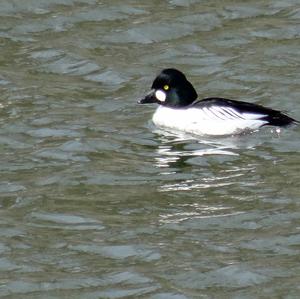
{"left": 138, "top": 68, "right": 298, "bottom": 136}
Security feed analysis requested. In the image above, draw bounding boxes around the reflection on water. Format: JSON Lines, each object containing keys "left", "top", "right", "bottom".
{"left": 155, "top": 139, "right": 239, "bottom": 168}
{"left": 0, "top": 0, "right": 300, "bottom": 298}
{"left": 154, "top": 130, "right": 266, "bottom": 193}
{"left": 159, "top": 203, "right": 242, "bottom": 224}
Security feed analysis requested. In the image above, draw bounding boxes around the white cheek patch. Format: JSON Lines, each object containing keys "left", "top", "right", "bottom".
{"left": 155, "top": 90, "right": 166, "bottom": 102}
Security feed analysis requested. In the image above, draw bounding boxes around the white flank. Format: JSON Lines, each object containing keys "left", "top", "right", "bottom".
{"left": 152, "top": 106, "right": 268, "bottom": 136}
{"left": 155, "top": 90, "right": 166, "bottom": 102}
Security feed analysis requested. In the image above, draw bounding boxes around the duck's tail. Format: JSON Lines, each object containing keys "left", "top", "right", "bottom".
{"left": 264, "top": 111, "right": 299, "bottom": 127}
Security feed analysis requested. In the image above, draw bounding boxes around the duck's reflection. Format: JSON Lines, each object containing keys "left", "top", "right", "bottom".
{"left": 154, "top": 128, "right": 241, "bottom": 168}
{"left": 152, "top": 128, "right": 259, "bottom": 192}
{"left": 159, "top": 203, "right": 243, "bottom": 224}
{"left": 155, "top": 145, "right": 239, "bottom": 168}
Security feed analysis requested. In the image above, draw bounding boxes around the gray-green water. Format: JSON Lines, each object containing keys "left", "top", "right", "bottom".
{"left": 0, "top": 1, "right": 300, "bottom": 298}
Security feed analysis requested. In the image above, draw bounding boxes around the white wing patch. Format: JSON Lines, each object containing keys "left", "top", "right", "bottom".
{"left": 205, "top": 106, "right": 267, "bottom": 121}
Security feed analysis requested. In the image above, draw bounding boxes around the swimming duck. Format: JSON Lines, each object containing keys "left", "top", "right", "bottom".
{"left": 139, "top": 68, "right": 298, "bottom": 136}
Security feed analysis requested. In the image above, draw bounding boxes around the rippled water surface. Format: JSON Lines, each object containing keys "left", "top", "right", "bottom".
{"left": 1, "top": 1, "right": 300, "bottom": 298}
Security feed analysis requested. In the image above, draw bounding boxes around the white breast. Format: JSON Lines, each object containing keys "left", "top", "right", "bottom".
{"left": 152, "top": 106, "right": 268, "bottom": 136}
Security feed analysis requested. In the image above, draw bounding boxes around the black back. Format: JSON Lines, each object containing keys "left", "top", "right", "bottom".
{"left": 193, "top": 97, "right": 297, "bottom": 127}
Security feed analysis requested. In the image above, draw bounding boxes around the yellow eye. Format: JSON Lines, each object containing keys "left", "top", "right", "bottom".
{"left": 163, "top": 84, "right": 169, "bottom": 91}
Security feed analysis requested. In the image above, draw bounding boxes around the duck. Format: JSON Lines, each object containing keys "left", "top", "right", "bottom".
{"left": 138, "top": 68, "right": 298, "bottom": 136}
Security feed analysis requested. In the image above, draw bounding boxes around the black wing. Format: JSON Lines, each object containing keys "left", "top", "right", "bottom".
{"left": 191, "top": 97, "right": 298, "bottom": 127}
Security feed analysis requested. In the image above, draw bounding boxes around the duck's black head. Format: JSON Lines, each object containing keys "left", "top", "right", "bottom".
{"left": 139, "top": 68, "right": 198, "bottom": 108}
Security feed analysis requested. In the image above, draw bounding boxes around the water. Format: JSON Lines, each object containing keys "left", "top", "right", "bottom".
{"left": 0, "top": 0, "right": 300, "bottom": 298}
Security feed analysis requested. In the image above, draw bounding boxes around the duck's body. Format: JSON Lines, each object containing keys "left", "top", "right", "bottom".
{"left": 152, "top": 97, "right": 295, "bottom": 136}
{"left": 139, "top": 69, "right": 297, "bottom": 136}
